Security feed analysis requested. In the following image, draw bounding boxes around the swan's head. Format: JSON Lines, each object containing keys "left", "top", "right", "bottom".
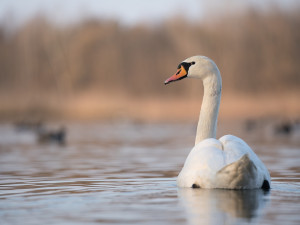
{"left": 164, "top": 56, "right": 218, "bottom": 85}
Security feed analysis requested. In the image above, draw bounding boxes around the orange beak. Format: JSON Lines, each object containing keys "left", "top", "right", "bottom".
{"left": 164, "top": 65, "right": 188, "bottom": 85}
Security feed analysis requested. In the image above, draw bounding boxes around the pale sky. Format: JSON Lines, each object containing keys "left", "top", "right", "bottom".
{"left": 0, "top": 0, "right": 298, "bottom": 27}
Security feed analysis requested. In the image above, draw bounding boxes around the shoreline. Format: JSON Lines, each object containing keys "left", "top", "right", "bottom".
{"left": 0, "top": 92, "right": 299, "bottom": 123}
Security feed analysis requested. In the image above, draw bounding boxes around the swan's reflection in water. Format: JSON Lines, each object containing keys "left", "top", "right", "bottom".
{"left": 178, "top": 188, "right": 270, "bottom": 225}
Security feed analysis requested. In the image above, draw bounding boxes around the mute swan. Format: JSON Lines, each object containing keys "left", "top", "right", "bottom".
{"left": 165, "top": 56, "right": 270, "bottom": 189}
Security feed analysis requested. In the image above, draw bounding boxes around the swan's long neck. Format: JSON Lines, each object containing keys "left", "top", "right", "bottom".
{"left": 195, "top": 71, "right": 222, "bottom": 145}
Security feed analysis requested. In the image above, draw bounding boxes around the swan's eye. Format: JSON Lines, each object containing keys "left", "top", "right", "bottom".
{"left": 181, "top": 62, "right": 193, "bottom": 72}
{"left": 177, "top": 64, "right": 181, "bottom": 69}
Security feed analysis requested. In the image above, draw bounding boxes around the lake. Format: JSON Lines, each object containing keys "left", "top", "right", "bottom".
{"left": 0, "top": 122, "right": 299, "bottom": 225}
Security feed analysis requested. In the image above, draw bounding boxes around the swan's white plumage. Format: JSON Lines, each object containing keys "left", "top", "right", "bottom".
{"left": 165, "top": 55, "right": 271, "bottom": 189}
{"left": 177, "top": 135, "right": 270, "bottom": 189}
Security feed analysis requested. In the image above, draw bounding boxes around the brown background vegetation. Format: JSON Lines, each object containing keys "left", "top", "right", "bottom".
{"left": 0, "top": 7, "right": 299, "bottom": 122}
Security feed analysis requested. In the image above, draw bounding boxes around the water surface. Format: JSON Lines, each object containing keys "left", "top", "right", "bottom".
{"left": 0, "top": 123, "right": 299, "bottom": 225}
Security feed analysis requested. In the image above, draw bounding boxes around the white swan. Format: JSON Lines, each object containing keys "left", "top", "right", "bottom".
{"left": 165, "top": 56, "right": 270, "bottom": 189}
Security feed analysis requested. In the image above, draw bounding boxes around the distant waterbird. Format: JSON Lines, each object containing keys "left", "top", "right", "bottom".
{"left": 37, "top": 126, "right": 66, "bottom": 145}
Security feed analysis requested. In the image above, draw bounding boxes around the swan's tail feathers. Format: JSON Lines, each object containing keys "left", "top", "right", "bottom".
{"left": 216, "top": 154, "right": 257, "bottom": 189}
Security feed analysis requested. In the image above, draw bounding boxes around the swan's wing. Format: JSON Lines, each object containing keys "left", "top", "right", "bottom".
{"left": 219, "top": 135, "right": 250, "bottom": 165}
{"left": 216, "top": 154, "right": 258, "bottom": 189}
{"left": 219, "top": 135, "right": 271, "bottom": 188}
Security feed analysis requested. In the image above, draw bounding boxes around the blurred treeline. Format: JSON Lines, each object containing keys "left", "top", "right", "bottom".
{"left": 0, "top": 7, "right": 299, "bottom": 104}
